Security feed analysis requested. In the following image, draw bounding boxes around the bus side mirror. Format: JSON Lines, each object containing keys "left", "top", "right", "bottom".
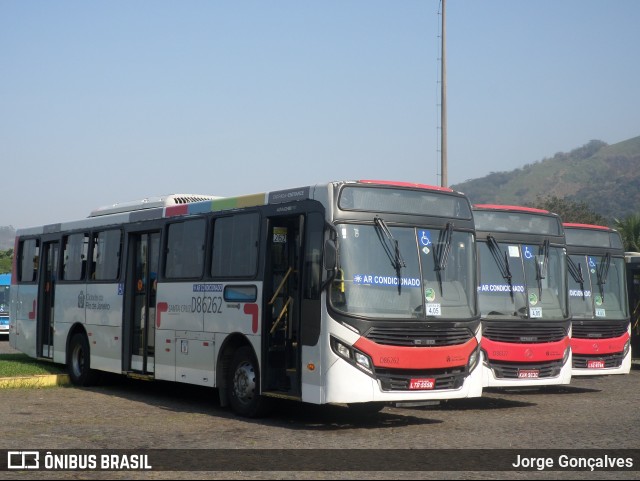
{"left": 321, "top": 239, "right": 339, "bottom": 293}
{"left": 324, "top": 239, "right": 337, "bottom": 271}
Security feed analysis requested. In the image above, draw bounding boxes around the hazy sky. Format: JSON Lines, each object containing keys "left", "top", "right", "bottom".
{"left": 2, "top": 1, "right": 639, "bottom": 229}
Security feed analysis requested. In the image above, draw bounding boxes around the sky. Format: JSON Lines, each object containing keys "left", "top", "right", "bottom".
{"left": 2, "top": 0, "right": 639, "bottom": 229}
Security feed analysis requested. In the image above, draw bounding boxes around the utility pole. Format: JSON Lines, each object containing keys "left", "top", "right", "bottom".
{"left": 440, "top": 0, "right": 448, "bottom": 188}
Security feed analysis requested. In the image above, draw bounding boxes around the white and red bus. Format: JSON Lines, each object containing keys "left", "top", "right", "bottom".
{"left": 473, "top": 205, "right": 572, "bottom": 387}
{"left": 10, "top": 180, "right": 482, "bottom": 416}
{"left": 564, "top": 223, "right": 631, "bottom": 376}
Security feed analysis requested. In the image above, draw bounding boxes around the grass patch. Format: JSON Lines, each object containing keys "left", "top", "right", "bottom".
{"left": 0, "top": 354, "right": 65, "bottom": 377}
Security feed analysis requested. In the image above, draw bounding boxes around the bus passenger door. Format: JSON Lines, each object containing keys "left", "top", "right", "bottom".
{"left": 264, "top": 215, "right": 303, "bottom": 397}
{"left": 37, "top": 241, "right": 59, "bottom": 359}
{"left": 125, "top": 231, "right": 160, "bottom": 375}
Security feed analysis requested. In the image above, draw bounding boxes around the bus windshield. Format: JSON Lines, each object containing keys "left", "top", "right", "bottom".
{"left": 331, "top": 223, "right": 476, "bottom": 320}
{"left": 568, "top": 254, "right": 628, "bottom": 320}
{"left": 477, "top": 240, "right": 568, "bottom": 320}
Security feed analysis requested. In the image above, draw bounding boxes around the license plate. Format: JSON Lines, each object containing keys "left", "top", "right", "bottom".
{"left": 518, "top": 369, "right": 539, "bottom": 379}
{"left": 587, "top": 360, "right": 605, "bottom": 369}
{"left": 409, "top": 378, "right": 436, "bottom": 390}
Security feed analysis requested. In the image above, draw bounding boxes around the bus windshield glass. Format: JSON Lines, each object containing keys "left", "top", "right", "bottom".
{"left": 568, "top": 254, "right": 628, "bottom": 320}
{"left": 477, "top": 240, "right": 568, "bottom": 320}
{"left": 339, "top": 186, "right": 472, "bottom": 219}
{"left": 474, "top": 210, "right": 561, "bottom": 235}
{"left": 331, "top": 223, "right": 476, "bottom": 320}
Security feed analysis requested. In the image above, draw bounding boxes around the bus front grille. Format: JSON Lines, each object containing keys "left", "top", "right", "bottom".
{"left": 572, "top": 353, "right": 625, "bottom": 369}
{"left": 374, "top": 367, "right": 468, "bottom": 391}
{"left": 483, "top": 326, "right": 567, "bottom": 344}
{"left": 571, "top": 320, "right": 629, "bottom": 339}
{"left": 488, "top": 359, "right": 564, "bottom": 379}
{"left": 366, "top": 327, "right": 473, "bottom": 347}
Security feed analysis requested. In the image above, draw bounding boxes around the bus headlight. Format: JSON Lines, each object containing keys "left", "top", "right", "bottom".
{"left": 468, "top": 346, "right": 480, "bottom": 373}
{"left": 623, "top": 340, "right": 630, "bottom": 358}
{"left": 330, "top": 336, "right": 374, "bottom": 374}
{"left": 563, "top": 346, "right": 571, "bottom": 366}
{"left": 354, "top": 351, "right": 371, "bottom": 370}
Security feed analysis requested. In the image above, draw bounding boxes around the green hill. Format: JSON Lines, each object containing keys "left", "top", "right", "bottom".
{"left": 451, "top": 136, "right": 640, "bottom": 221}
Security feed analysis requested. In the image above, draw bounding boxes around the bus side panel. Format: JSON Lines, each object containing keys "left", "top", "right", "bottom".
{"left": 84, "top": 283, "right": 123, "bottom": 373}
{"left": 203, "top": 283, "right": 263, "bottom": 336}
{"left": 155, "top": 282, "right": 204, "bottom": 332}
{"left": 155, "top": 329, "right": 176, "bottom": 382}
{"left": 300, "top": 343, "right": 323, "bottom": 404}
{"left": 53, "top": 284, "right": 87, "bottom": 364}
{"left": 155, "top": 282, "right": 204, "bottom": 383}
{"left": 11, "top": 285, "right": 37, "bottom": 358}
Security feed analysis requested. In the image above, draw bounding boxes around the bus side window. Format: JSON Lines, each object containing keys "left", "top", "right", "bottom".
{"left": 91, "top": 229, "right": 122, "bottom": 281}
{"left": 19, "top": 238, "right": 40, "bottom": 283}
{"left": 63, "top": 232, "right": 89, "bottom": 281}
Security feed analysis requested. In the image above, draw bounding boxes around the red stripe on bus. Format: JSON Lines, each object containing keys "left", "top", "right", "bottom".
{"left": 244, "top": 303, "right": 259, "bottom": 333}
{"left": 473, "top": 204, "right": 550, "bottom": 214}
{"left": 563, "top": 223, "right": 611, "bottom": 231}
{"left": 481, "top": 337, "right": 570, "bottom": 362}
{"left": 353, "top": 336, "right": 478, "bottom": 370}
{"left": 359, "top": 179, "right": 454, "bottom": 192}
{"left": 156, "top": 302, "right": 169, "bottom": 328}
{"left": 165, "top": 205, "right": 189, "bottom": 217}
{"left": 571, "top": 332, "right": 630, "bottom": 356}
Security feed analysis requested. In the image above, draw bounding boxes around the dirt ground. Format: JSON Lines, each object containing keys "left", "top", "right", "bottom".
{"left": 1, "top": 340, "right": 639, "bottom": 480}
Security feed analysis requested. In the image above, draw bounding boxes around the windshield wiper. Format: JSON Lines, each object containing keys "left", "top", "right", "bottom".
{"left": 486, "top": 235, "right": 514, "bottom": 300}
{"left": 432, "top": 223, "right": 454, "bottom": 295}
{"left": 535, "top": 239, "right": 550, "bottom": 300}
{"left": 596, "top": 253, "right": 611, "bottom": 302}
{"left": 374, "top": 216, "right": 406, "bottom": 294}
{"left": 434, "top": 223, "right": 453, "bottom": 272}
{"left": 567, "top": 256, "right": 585, "bottom": 299}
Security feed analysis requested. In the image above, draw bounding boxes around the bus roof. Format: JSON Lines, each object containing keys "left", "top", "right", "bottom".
{"left": 15, "top": 180, "right": 470, "bottom": 236}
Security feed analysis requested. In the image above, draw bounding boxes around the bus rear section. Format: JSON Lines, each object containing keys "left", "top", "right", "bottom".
{"left": 0, "top": 273, "right": 9, "bottom": 336}
{"left": 474, "top": 205, "right": 572, "bottom": 388}
{"left": 564, "top": 223, "right": 631, "bottom": 376}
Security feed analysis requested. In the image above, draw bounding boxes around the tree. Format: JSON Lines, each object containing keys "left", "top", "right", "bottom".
{"left": 614, "top": 213, "right": 640, "bottom": 252}
{"left": 0, "top": 249, "right": 12, "bottom": 274}
{"left": 530, "top": 195, "right": 607, "bottom": 225}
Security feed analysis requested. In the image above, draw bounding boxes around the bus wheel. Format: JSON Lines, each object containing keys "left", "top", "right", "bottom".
{"left": 228, "top": 346, "right": 270, "bottom": 417}
{"left": 68, "top": 333, "right": 97, "bottom": 386}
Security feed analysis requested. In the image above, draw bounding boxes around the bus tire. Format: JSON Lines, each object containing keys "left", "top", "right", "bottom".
{"left": 228, "top": 346, "right": 270, "bottom": 418}
{"left": 68, "top": 333, "right": 98, "bottom": 386}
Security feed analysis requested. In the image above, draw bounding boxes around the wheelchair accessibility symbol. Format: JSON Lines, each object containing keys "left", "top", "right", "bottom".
{"left": 419, "top": 230, "right": 432, "bottom": 247}
{"left": 523, "top": 245, "right": 534, "bottom": 259}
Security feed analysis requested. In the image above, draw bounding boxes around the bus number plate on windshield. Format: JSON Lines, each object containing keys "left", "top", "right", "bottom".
{"left": 587, "top": 360, "right": 605, "bottom": 369}
{"left": 426, "top": 303, "right": 441, "bottom": 316}
{"left": 409, "top": 378, "right": 436, "bottom": 390}
{"left": 529, "top": 307, "right": 542, "bottom": 318}
{"left": 518, "top": 369, "right": 539, "bottom": 379}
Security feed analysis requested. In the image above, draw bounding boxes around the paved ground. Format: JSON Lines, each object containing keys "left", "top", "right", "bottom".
{"left": 1, "top": 339, "right": 639, "bottom": 479}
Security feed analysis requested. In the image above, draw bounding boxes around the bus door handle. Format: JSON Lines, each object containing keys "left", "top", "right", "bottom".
{"left": 270, "top": 296, "right": 292, "bottom": 335}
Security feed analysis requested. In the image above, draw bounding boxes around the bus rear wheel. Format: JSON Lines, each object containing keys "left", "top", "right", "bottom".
{"left": 68, "top": 333, "right": 97, "bottom": 386}
{"left": 228, "top": 346, "right": 270, "bottom": 417}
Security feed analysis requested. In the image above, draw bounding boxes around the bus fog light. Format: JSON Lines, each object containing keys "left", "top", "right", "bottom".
{"left": 336, "top": 341, "right": 351, "bottom": 360}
